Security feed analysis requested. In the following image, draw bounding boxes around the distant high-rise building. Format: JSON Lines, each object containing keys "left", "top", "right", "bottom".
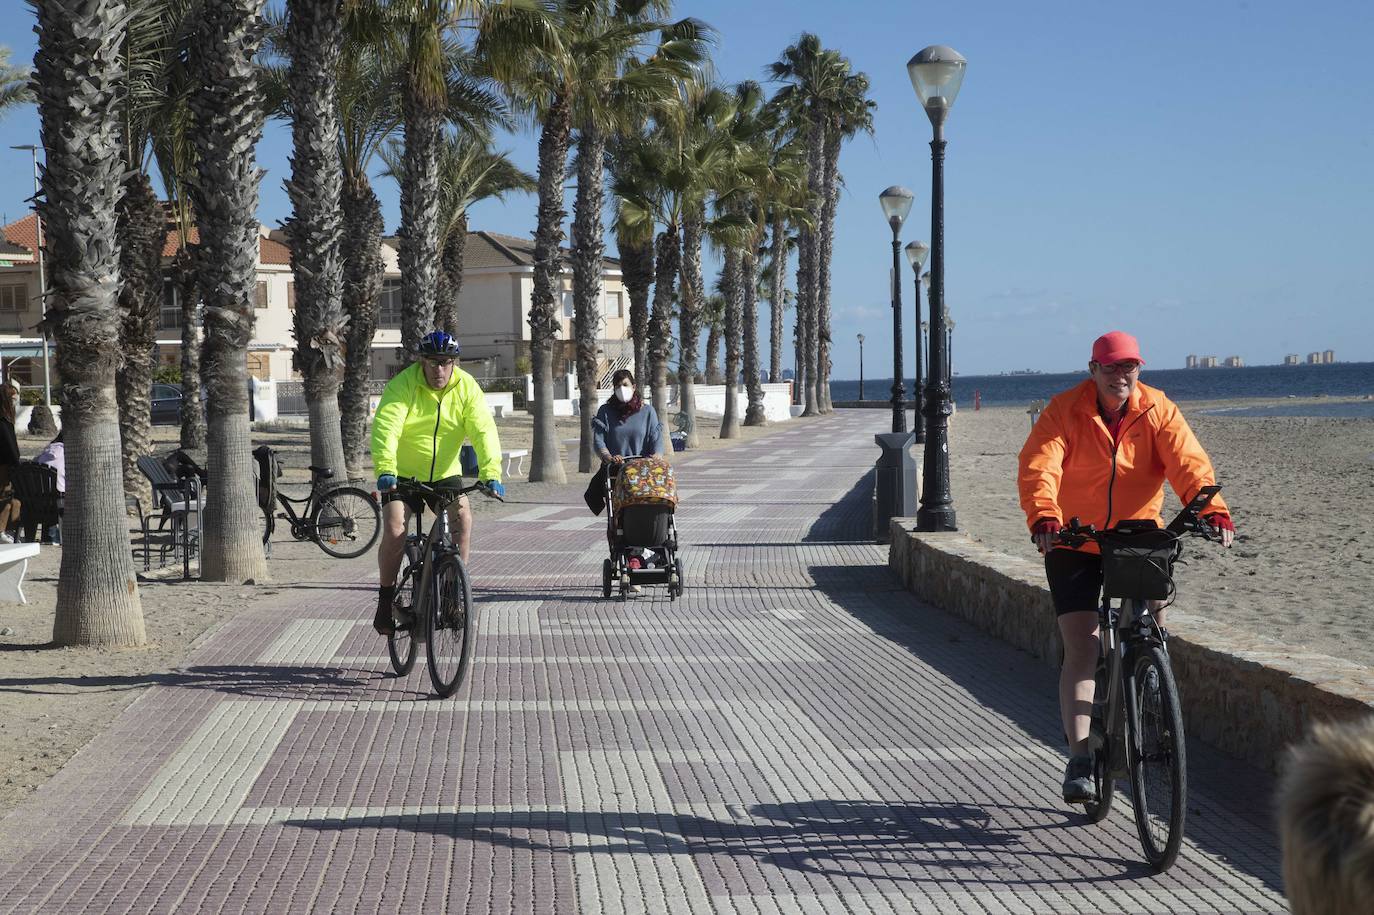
{"left": 1185, "top": 354, "right": 1199, "bottom": 369}
{"left": 1308, "top": 352, "right": 1322, "bottom": 365}
{"left": 1284, "top": 354, "right": 1300, "bottom": 366}
{"left": 1323, "top": 350, "right": 1335, "bottom": 364}
{"left": 1223, "top": 356, "right": 1244, "bottom": 368}
{"left": 1201, "top": 355, "right": 1218, "bottom": 368}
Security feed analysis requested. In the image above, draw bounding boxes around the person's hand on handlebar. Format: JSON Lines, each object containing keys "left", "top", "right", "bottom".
{"left": 480, "top": 479, "right": 505, "bottom": 500}
{"left": 1203, "top": 512, "right": 1234, "bottom": 548}
{"left": 376, "top": 473, "right": 397, "bottom": 493}
{"left": 1031, "top": 518, "right": 1061, "bottom": 555}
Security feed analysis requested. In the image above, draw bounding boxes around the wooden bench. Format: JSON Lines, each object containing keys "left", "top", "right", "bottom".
{"left": 501, "top": 449, "right": 529, "bottom": 477}
{"left": 0, "top": 542, "right": 40, "bottom": 603}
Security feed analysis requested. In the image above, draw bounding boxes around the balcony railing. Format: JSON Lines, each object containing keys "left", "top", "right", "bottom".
{"left": 0, "top": 312, "right": 38, "bottom": 335}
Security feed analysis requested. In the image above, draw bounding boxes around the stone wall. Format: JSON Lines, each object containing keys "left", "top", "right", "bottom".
{"left": 888, "top": 522, "right": 1374, "bottom": 771}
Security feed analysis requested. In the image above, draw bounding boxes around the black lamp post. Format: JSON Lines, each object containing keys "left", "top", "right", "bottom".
{"left": 904, "top": 240, "right": 929, "bottom": 441}
{"left": 857, "top": 333, "right": 865, "bottom": 400}
{"left": 878, "top": 185, "right": 913, "bottom": 434}
{"left": 946, "top": 315, "right": 955, "bottom": 385}
{"left": 908, "top": 44, "right": 966, "bottom": 532}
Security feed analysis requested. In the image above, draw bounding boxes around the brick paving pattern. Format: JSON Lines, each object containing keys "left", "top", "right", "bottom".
{"left": 0, "top": 412, "right": 1288, "bottom": 913}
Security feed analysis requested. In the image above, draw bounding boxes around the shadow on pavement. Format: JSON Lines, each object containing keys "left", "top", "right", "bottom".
{"left": 0, "top": 663, "right": 382, "bottom": 699}
{"left": 802, "top": 470, "right": 875, "bottom": 543}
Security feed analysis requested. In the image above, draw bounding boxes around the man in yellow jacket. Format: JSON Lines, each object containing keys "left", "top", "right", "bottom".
{"left": 371, "top": 331, "right": 504, "bottom": 635}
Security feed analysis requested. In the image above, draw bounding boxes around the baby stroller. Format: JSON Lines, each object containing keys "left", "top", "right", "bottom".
{"left": 602, "top": 456, "right": 683, "bottom": 600}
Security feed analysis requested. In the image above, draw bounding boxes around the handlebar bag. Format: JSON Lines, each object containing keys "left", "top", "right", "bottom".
{"left": 1100, "top": 528, "right": 1180, "bottom": 601}
{"left": 613, "top": 456, "right": 677, "bottom": 509}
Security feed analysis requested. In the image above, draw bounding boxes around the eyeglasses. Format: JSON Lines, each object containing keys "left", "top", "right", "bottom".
{"left": 423, "top": 358, "right": 455, "bottom": 369}
{"left": 1095, "top": 361, "right": 1140, "bottom": 376}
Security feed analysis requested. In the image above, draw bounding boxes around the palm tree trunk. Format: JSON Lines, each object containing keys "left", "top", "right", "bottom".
{"left": 743, "top": 248, "right": 767, "bottom": 426}
{"left": 436, "top": 210, "right": 466, "bottom": 335}
{"left": 719, "top": 247, "right": 742, "bottom": 439}
{"left": 677, "top": 206, "right": 705, "bottom": 447}
{"left": 398, "top": 81, "right": 440, "bottom": 357}
{"left": 34, "top": 0, "right": 146, "bottom": 647}
{"left": 339, "top": 173, "right": 383, "bottom": 475}
{"left": 175, "top": 250, "right": 205, "bottom": 450}
{"left": 769, "top": 213, "right": 785, "bottom": 384}
{"left": 618, "top": 232, "right": 653, "bottom": 386}
{"left": 802, "top": 120, "right": 824, "bottom": 416}
{"left": 285, "top": 0, "right": 348, "bottom": 478}
{"left": 816, "top": 130, "right": 841, "bottom": 413}
{"left": 704, "top": 324, "right": 721, "bottom": 385}
{"left": 794, "top": 227, "right": 811, "bottom": 407}
{"left": 188, "top": 0, "right": 269, "bottom": 583}
{"left": 571, "top": 125, "right": 606, "bottom": 474}
{"left": 528, "top": 90, "right": 572, "bottom": 483}
{"left": 116, "top": 172, "right": 165, "bottom": 499}
{"left": 648, "top": 226, "right": 678, "bottom": 429}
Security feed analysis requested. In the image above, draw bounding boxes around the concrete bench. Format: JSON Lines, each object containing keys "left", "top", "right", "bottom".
{"left": 0, "top": 542, "right": 40, "bottom": 604}
{"left": 501, "top": 449, "right": 529, "bottom": 477}
{"left": 491, "top": 404, "right": 505, "bottom": 419}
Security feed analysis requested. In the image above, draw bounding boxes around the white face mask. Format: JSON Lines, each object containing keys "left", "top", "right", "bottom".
{"left": 615, "top": 384, "right": 634, "bottom": 403}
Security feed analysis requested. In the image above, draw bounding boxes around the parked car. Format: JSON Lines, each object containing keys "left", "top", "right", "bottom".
{"left": 150, "top": 383, "right": 183, "bottom": 425}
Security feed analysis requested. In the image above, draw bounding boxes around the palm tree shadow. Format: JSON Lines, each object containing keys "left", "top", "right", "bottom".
{"left": 0, "top": 663, "right": 386, "bottom": 699}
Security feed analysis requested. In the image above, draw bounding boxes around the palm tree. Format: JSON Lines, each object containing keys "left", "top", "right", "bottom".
{"left": 700, "top": 290, "right": 724, "bottom": 384}
{"left": 612, "top": 196, "right": 653, "bottom": 387}
{"left": 186, "top": 0, "right": 269, "bottom": 582}
{"left": 0, "top": 45, "right": 34, "bottom": 120}
{"left": 31, "top": 0, "right": 146, "bottom": 646}
{"left": 277, "top": 0, "right": 350, "bottom": 478}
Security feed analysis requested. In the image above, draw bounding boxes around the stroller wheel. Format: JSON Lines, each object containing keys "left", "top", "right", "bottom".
{"left": 601, "top": 559, "right": 613, "bottom": 598}
{"left": 619, "top": 573, "right": 630, "bottom": 600}
{"left": 674, "top": 559, "right": 685, "bottom": 596}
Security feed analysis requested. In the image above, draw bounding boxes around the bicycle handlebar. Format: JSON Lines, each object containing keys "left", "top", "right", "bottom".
{"left": 1055, "top": 484, "right": 1222, "bottom": 547}
{"left": 392, "top": 477, "right": 504, "bottom": 504}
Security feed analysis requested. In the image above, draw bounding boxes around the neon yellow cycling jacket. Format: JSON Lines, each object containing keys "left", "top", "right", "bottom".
{"left": 370, "top": 362, "right": 502, "bottom": 483}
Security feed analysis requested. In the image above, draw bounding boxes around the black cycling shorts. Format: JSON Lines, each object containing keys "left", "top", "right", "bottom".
{"left": 1044, "top": 548, "right": 1104, "bottom": 616}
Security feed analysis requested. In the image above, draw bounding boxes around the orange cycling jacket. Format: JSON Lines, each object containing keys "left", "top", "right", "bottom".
{"left": 1017, "top": 379, "right": 1228, "bottom": 551}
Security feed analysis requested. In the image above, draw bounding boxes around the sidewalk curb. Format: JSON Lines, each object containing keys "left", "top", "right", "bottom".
{"left": 887, "top": 522, "right": 1374, "bottom": 772}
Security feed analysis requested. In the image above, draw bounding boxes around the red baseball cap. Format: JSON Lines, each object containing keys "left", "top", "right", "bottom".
{"left": 1091, "top": 331, "right": 1144, "bottom": 366}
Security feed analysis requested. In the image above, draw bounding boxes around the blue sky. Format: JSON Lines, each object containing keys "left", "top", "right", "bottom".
{"left": 2, "top": 0, "right": 1371, "bottom": 376}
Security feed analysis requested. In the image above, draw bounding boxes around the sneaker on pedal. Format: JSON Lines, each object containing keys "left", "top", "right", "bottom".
{"left": 1062, "top": 755, "right": 1095, "bottom": 804}
{"left": 373, "top": 585, "right": 397, "bottom": 636}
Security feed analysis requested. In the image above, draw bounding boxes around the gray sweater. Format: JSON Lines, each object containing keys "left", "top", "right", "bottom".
{"left": 593, "top": 402, "right": 663, "bottom": 461}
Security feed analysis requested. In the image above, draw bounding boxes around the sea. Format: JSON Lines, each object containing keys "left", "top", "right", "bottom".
{"left": 829, "top": 361, "right": 1374, "bottom": 418}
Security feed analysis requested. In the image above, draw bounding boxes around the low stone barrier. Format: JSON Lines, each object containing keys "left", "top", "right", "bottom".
{"left": 888, "top": 523, "right": 1374, "bottom": 771}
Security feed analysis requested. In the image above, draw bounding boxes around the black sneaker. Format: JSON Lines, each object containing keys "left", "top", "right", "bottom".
{"left": 1062, "top": 755, "right": 1095, "bottom": 804}
{"left": 373, "top": 585, "right": 397, "bottom": 636}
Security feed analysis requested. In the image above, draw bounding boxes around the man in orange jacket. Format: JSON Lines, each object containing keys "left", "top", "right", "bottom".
{"left": 1017, "top": 330, "right": 1234, "bottom": 803}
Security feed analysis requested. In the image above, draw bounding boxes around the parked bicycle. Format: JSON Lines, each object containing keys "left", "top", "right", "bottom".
{"left": 255, "top": 446, "right": 381, "bottom": 559}
{"left": 1057, "top": 484, "right": 1223, "bottom": 873}
{"left": 385, "top": 477, "right": 502, "bottom": 698}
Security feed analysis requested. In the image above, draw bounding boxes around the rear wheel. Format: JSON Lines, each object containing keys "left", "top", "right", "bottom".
{"left": 312, "top": 486, "right": 381, "bottom": 559}
{"left": 1126, "top": 643, "right": 1187, "bottom": 872}
{"left": 387, "top": 543, "right": 420, "bottom": 676}
{"left": 426, "top": 554, "right": 474, "bottom": 698}
{"left": 602, "top": 559, "right": 613, "bottom": 598}
{"left": 674, "top": 558, "right": 685, "bottom": 596}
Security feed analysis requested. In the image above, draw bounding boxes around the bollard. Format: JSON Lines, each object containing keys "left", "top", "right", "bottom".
{"left": 872, "top": 432, "right": 918, "bottom": 541}
{"left": 974, "top": 390, "right": 981, "bottom": 411}
{"left": 1027, "top": 399, "right": 1045, "bottom": 428}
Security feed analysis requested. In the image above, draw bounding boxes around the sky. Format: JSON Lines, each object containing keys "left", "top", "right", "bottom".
{"left": 2, "top": 0, "right": 1372, "bottom": 378}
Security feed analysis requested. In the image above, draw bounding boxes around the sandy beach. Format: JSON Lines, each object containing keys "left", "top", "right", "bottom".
{"left": 942, "top": 396, "right": 1374, "bottom": 670}
{"left": 0, "top": 406, "right": 819, "bottom": 817}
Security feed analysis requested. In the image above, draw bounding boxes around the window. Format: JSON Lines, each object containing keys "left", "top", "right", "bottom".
{"left": 254, "top": 281, "right": 269, "bottom": 309}
{"left": 247, "top": 353, "right": 271, "bottom": 381}
{"left": 0, "top": 283, "right": 25, "bottom": 312}
{"left": 159, "top": 280, "right": 181, "bottom": 330}
{"left": 562, "top": 290, "right": 574, "bottom": 318}
{"left": 286, "top": 281, "right": 296, "bottom": 310}
{"left": 605, "top": 291, "right": 624, "bottom": 319}
{"left": 379, "top": 279, "right": 402, "bottom": 328}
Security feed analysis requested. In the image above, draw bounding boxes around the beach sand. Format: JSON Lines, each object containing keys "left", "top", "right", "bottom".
{"left": 0, "top": 406, "right": 819, "bottom": 817}
{"left": 943, "top": 397, "right": 1374, "bottom": 670}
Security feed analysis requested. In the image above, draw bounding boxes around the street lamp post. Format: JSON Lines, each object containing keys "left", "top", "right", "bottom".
{"left": 946, "top": 316, "right": 955, "bottom": 385}
{"left": 904, "top": 241, "right": 929, "bottom": 441}
{"left": 10, "top": 144, "right": 52, "bottom": 406}
{"left": 908, "top": 44, "right": 966, "bottom": 532}
{"left": 856, "top": 333, "right": 865, "bottom": 400}
{"left": 878, "top": 186, "right": 913, "bottom": 434}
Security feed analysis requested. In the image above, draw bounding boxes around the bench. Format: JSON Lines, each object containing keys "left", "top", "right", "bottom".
{"left": 0, "top": 542, "right": 40, "bottom": 603}
{"left": 491, "top": 404, "right": 505, "bottom": 419}
{"left": 501, "top": 449, "right": 529, "bottom": 477}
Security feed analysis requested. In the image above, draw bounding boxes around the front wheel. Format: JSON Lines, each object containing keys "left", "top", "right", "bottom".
{"left": 426, "top": 554, "right": 474, "bottom": 698}
{"left": 387, "top": 543, "right": 420, "bottom": 676}
{"left": 1125, "top": 643, "right": 1187, "bottom": 872}
{"left": 312, "top": 486, "right": 381, "bottom": 559}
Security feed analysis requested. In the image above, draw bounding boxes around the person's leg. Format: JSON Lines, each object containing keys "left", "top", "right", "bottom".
{"left": 1058, "top": 610, "right": 1101, "bottom": 756}
{"left": 451, "top": 495, "right": 472, "bottom": 565}
{"left": 374, "top": 497, "right": 412, "bottom": 634}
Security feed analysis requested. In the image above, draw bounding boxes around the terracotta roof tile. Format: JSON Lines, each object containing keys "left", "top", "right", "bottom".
{"left": 4, "top": 212, "right": 288, "bottom": 265}
{"left": 2, "top": 214, "right": 38, "bottom": 254}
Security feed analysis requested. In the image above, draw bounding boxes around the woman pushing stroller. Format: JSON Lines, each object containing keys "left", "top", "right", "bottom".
{"left": 592, "top": 369, "right": 663, "bottom": 470}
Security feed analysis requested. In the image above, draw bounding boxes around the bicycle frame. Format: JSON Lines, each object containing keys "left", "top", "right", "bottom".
{"left": 1093, "top": 597, "right": 1165, "bottom": 778}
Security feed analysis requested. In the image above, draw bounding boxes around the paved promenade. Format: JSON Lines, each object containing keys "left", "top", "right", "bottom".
{"left": 0, "top": 412, "right": 1287, "bottom": 913}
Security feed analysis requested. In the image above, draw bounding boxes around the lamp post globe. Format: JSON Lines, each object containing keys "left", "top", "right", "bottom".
{"left": 878, "top": 186, "right": 913, "bottom": 433}
{"left": 907, "top": 45, "right": 965, "bottom": 532}
{"left": 904, "top": 241, "right": 929, "bottom": 441}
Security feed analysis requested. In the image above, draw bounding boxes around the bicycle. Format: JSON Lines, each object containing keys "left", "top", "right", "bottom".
{"left": 1057, "top": 484, "right": 1223, "bottom": 873}
{"left": 384, "top": 477, "right": 502, "bottom": 698}
{"left": 258, "top": 457, "right": 381, "bottom": 560}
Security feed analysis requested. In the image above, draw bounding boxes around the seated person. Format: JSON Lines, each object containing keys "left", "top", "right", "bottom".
{"left": 33, "top": 431, "right": 64, "bottom": 543}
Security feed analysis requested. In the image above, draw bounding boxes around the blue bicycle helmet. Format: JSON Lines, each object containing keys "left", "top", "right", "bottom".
{"left": 416, "top": 330, "right": 461, "bottom": 358}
